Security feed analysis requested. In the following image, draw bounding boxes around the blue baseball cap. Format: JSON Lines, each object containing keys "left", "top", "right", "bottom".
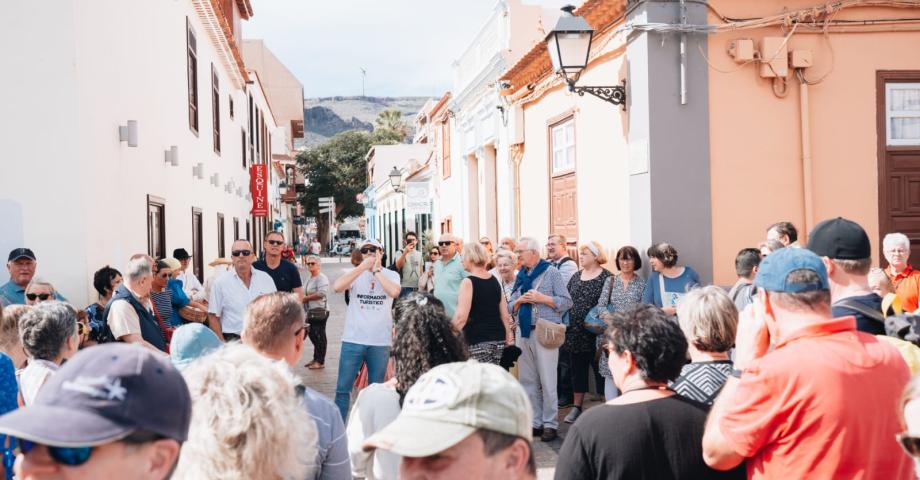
{"left": 754, "top": 247, "right": 829, "bottom": 293}
{"left": 0, "top": 343, "right": 191, "bottom": 446}
{"left": 171, "top": 323, "right": 223, "bottom": 371}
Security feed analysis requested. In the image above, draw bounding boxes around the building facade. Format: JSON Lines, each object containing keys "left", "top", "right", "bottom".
{"left": 0, "top": 0, "right": 293, "bottom": 305}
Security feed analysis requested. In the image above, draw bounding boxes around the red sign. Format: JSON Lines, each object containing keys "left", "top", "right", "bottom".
{"left": 250, "top": 164, "right": 269, "bottom": 217}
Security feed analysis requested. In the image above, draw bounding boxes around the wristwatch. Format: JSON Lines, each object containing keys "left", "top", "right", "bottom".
{"left": 730, "top": 368, "right": 743, "bottom": 379}
{"left": 372, "top": 267, "right": 382, "bottom": 274}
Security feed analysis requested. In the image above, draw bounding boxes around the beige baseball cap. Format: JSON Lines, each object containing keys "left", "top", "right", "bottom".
{"left": 363, "top": 360, "right": 532, "bottom": 457}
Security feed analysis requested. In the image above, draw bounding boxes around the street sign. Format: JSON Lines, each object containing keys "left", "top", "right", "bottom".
{"left": 319, "top": 196, "right": 334, "bottom": 201}
{"left": 319, "top": 207, "right": 333, "bottom": 213}
{"left": 318, "top": 201, "right": 334, "bottom": 206}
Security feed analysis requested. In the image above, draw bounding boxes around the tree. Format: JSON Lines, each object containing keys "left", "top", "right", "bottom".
{"left": 374, "top": 109, "right": 408, "bottom": 142}
{"left": 297, "top": 130, "right": 399, "bottom": 245}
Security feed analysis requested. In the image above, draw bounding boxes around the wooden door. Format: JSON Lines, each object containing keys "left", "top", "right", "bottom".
{"left": 549, "top": 116, "right": 578, "bottom": 245}
{"left": 550, "top": 174, "right": 578, "bottom": 243}
{"left": 878, "top": 72, "right": 920, "bottom": 265}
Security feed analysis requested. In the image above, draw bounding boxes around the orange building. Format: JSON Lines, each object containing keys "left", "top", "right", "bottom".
{"left": 499, "top": 0, "right": 920, "bottom": 284}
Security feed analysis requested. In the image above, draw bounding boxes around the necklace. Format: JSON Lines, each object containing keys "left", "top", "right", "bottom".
{"left": 619, "top": 384, "right": 671, "bottom": 395}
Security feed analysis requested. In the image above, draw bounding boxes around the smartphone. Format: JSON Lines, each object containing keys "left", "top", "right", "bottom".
{"left": 425, "top": 261, "right": 433, "bottom": 271}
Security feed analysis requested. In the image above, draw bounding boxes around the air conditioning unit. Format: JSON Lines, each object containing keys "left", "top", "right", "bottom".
{"left": 192, "top": 163, "right": 204, "bottom": 180}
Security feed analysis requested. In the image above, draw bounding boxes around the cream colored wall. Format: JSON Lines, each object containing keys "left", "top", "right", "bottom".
{"left": 0, "top": 0, "right": 278, "bottom": 305}
{"left": 518, "top": 55, "right": 631, "bottom": 260}
{"left": 707, "top": 0, "right": 920, "bottom": 284}
{"left": 242, "top": 40, "right": 304, "bottom": 150}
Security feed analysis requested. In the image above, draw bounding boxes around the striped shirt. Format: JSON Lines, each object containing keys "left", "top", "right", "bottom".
{"left": 150, "top": 290, "right": 174, "bottom": 326}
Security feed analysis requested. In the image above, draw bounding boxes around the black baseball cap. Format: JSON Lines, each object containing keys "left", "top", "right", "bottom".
{"left": 806, "top": 217, "right": 872, "bottom": 260}
{"left": 0, "top": 343, "right": 191, "bottom": 446}
{"left": 7, "top": 248, "right": 36, "bottom": 262}
{"left": 172, "top": 248, "right": 191, "bottom": 260}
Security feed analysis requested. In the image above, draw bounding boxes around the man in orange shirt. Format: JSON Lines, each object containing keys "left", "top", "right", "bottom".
{"left": 884, "top": 232, "right": 920, "bottom": 313}
{"left": 702, "top": 247, "right": 913, "bottom": 479}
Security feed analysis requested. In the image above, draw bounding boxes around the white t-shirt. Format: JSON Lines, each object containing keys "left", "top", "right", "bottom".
{"left": 346, "top": 382, "right": 401, "bottom": 480}
{"left": 18, "top": 359, "right": 59, "bottom": 406}
{"left": 343, "top": 268, "right": 400, "bottom": 346}
{"left": 208, "top": 268, "right": 277, "bottom": 334}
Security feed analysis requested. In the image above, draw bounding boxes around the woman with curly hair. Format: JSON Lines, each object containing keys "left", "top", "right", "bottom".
{"left": 347, "top": 292, "right": 468, "bottom": 480}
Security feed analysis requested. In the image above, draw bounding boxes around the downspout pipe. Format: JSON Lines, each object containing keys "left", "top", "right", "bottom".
{"left": 798, "top": 70, "right": 815, "bottom": 240}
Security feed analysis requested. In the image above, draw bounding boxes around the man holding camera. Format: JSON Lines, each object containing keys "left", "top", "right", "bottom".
{"left": 395, "top": 231, "right": 424, "bottom": 298}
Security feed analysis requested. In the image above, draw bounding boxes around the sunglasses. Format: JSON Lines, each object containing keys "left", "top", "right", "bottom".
{"left": 156, "top": 273, "right": 170, "bottom": 279}
{"left": 360, "top": 247, "right": 379, "bottom": 254}
{"left": 480, "top": 241, "right": 491, "bottom": 246}
{"left": 26, "top": 293, "right": 51, "bottom": 301}
{"left": 306, "top": 262, "right": 318, "bottom": 266}
{"left": 231, "top": 250, "right": 252, "bottom": 257}
{"left": 267, "top": 240, "right": 284, "bottom": 246}
{"left": 19, "top": 430, "right": 164, "bottom": 466}
{"left": 430, "top": 251, "right": 440, "bottom": 256}
{"left": 438, "top": 241, "right": 454, "bottom": 247}
{"left": 898, "top": 433, "right": 920, "bottom": 458}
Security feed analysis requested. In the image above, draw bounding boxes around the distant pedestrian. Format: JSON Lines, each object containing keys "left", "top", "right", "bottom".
{"left": 254, "top": 231, "right": 304, "bottom": 296}
{"left": 492, "top": 249, "right": 518, "bottom": 302}
{"left": 207, "top": 240, "right": 276, "bottom": 342}
{"left": 671, "top": 286, "right": 738, "bottom": 406}
{"left": 85, "top": 266, "right": 121, "bottom": 344}
{"left": 172, "top": 248, "right": 203, "bottom": 299}
{"left": 23, "top": 278, "right": 57, "bottom": 306}
{"left": 884, "top": 232, "right": 920, "bottom": 313}
{"left": 479, "top": 236, "right": 496, "bottom": 269}
{"left": 17, "top": 301, "right": 79, "bottom": 405}
{"left": 0, "top": 248, "right": 65, "bottom": 306}
{"left": 452, "top": 243, "right": 514, "bottom": 365}
{"left": 597, "top": 246, "right": 645, "bottom": 401}
{"left": 363, "top": 361, "right": 536, "bottom": 480}
{"left": 197, "top": 257, "right": 231, "bottom": 302}
{"left": 643, "top": 242, "right": 700, "bottom": 316}
{"left": 417, "top": 247, "right": 440, "bottom": 293}
{"left": 509, "top": 237, "right": 573, "bottom": 442}
{"left": 757, "top": 239, "right": 784, "bottom": 257}
{"left": 555, "top": 304, "right": 737, "bottom": 480}
{"left": 766, "top": 221, "right": 799, "bottom": 248}
{"left": 242, "top": 293, "right": 349, "bottom": 480}
{"left": 546, "top": 234, "right": 577, "bottom": 284}
{"left": 104, "top": 257, "right": 167, "bottom": 353}
{"left": 347, "top": 293, "right": 467, "bottom": 480}
{"left": 561, "top": 241, "right": 611, "bottom": 424}
{"left": 303, "top": 255, "right": 331, "bottom": 369}
{"left": 0, "top": 305, "right": 29, "bottom": 369}
{"left": 727, "top": 248, "right": 760, "bottom": 312}
{"left": 0, "top": 343, "right": 191, "bottom": 480}
{"left": 332, "top": 239, "right": 400, "bottom": 420}
{"left": 395, "top": 231, "right": 423, "bottom": 298}
{"left": 433, "top": 233, "right": 466, "bottom": 318}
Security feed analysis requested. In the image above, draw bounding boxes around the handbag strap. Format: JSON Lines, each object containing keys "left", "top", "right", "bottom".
{"left": 658, "top": 273, "right": 666, "bottom": 304}
{"left": 832, "top": 297, "right": 886, "bottom": 324}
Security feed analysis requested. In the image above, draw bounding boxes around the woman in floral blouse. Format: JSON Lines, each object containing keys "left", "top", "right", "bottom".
{"left": 597, "top": 246, "right": 646, "bottom": 401}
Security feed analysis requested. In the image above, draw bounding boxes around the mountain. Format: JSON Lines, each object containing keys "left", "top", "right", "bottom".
{"left": 297, "top": 96, "right": 434, "bottom": 149}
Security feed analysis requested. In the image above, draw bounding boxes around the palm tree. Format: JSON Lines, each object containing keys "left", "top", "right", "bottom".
{"left": 374, "top": 109, "right": 408, "bottom": 141}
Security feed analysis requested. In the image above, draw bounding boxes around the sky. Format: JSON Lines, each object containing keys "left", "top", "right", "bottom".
{"left": 244, "top": 0, "right": 570, "bottom": 98}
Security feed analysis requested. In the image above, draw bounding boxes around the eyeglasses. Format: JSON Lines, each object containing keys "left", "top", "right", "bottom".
{"left": 305, "top": 262, "right": 318, "bottom": 266}
{"left": 295, "top": 324, "right": 308, "bottom": 338}
{"left": 360, "top": 247, "right": 379, "bottom": 254}
{"left": 267, "top": 240, "right": 284, "bottom": 246}
{"left": 26, "top": 293, "right": 51, "bottom": 301}
{"left": 480, "top": 241, "right": 491, "bottom": 246}
{"left": 19, "top": 431, "right": 164, "bottom": 466}
{"left": 231, "top": 250, "right": 252, "bottom": 257}
{"left": 438, "top": 241, "right": 454, "bottom": 247}
{"left": 898, "top": 433, "right": 920, "bottom": 458}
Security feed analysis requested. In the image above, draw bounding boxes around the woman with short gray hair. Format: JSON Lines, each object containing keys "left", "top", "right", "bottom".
{"left": 670, "top": 286, "right": 738, "bottom": 405}
{"left": 17, "top": 301, "right": 79, "bottom": 405}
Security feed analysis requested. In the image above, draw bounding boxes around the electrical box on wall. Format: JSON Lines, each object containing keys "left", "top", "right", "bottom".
{"left": 789, "top": 50, "right": 813, "bottom": 68}
{"left": 759, "top": 37, "right": 789, "bottom": 78}
{"left": 727, "top": 39, "right": 755, "bottom": 62}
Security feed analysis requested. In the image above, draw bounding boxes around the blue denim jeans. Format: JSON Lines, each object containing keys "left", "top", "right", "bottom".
{"left": 335, "top": 341, "right": 390, "bottom": 420}
{"left": 399, "top": 287, "right": 417, "bottom": 298}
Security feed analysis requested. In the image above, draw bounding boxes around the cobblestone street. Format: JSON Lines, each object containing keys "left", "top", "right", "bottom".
{"left": 293, "top": 257, "right": 586, "bottom": 479}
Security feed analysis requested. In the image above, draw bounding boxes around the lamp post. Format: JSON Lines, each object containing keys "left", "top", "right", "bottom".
{"left": 389, "top": 166, "right": 403, "bottom": 192}
{"left": 546, "top": 5, "right": 626, "bottom": 109}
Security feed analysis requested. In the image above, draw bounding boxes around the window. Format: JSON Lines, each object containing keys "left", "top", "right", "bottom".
{"left": 147, "top": 195, "right": 166, "bottom": 260}
{"left": 217, "top": 213, "right": 226, "bottom": 258}
{"left": 241, "top": 128, "right": 247, "bottom": 169}
{"left": 233, "top": 217, "right": 240, "bottom": 241}
{"left": 887, "top": 83, "right": 920, "bottom": 146}
{"left": 551, "top": 119, "right": 575, "bottom": 174}
{"left": 229, "top": 96, "right": 235, "bottom": 120}
{"left": 212, "top": 64, "right": 221, "bottom": 154}
{"left": 187, "top": 19, "right": 198, "bottom": 134}
{"left": 245, "top": 219, "right": 251, "bottom": 242}
{"left": 191, "top": 208, "right": 204, "bottom": 281}
{"left": 442, "top": 121, "right": 451, "bottom": 179}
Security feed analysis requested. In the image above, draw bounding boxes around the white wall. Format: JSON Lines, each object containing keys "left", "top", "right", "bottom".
{"left": 0, "top": 0, "right": 278, "bottom": 306}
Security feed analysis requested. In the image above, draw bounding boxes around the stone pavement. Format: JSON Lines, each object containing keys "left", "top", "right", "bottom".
{"left": 293, "top": 257, "right": 601, "bottom": 478}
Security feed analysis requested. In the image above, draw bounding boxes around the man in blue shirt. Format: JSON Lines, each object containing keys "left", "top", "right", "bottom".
{"left": 0, "top": 248, "right": 66, "bottom": 306}
{"left": 433, "top": 234, "right": 467, "bottom": 318}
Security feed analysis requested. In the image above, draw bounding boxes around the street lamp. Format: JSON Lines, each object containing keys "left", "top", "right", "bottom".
{"left": 389, "top": 166, "right": 403, "bottom": 191}
{"left": 546, "top": 5, "right": 626, "bottom": 110}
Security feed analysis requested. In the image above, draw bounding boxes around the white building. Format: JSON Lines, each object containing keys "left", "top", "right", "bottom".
{"left": 365, "top": 144, "right": 430, "bottom": 262}
{"left": 0, "top": 0, "right": 288, "bottom": 306}
{"left": 443, "top": 0, "right": 549, "bottom": 243}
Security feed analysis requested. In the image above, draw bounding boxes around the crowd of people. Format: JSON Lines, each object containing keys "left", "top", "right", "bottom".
{"left": 1, "top": 216, "right": 920, "bottom": 479}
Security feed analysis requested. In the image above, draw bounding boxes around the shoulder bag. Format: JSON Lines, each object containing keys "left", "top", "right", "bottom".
{"left": 530, "top": 272, "right": 567, "bottom": 349}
